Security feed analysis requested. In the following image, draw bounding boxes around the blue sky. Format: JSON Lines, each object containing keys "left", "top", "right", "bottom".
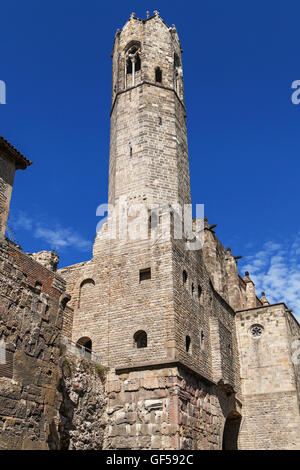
{"left": 1, "top": 1, "right": 300, "bottom": 317}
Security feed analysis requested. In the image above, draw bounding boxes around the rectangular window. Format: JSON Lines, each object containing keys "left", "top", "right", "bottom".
{"left": 139, "top": 268, "right": 151, "bottom": 282}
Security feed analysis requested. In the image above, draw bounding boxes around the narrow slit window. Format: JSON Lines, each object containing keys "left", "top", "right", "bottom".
{"left": 158, "top": 117, "right": 162, "bottom": 125}
{"left": 186, "top": 335, "right": 191, "bottom": 354}
{"left": 183, "top": 270, "right": 188, "bottom": 286}
{"left": 198, "top": 285, "right": 202, "bottom": 300}
{"left": 200, "top": 330, "right": 205, "bottom": 350}
{"left": 155, "top": 67, "right": 162, "bottom": 83}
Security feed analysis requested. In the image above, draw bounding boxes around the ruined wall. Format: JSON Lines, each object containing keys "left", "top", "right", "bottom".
{"left": 0, "top": 238, "right": 107, "bottom": 450}
{"left": 235, "top": 304, "right": 300, "bottom": 449}
{"left": 0, "top": 239, "right": 65, "bottom": 449}
{"left": 57, "top": 352, "right": 107, "bottom": 450}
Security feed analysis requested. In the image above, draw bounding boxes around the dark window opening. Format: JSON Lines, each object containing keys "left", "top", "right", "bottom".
{"left": 35, "top": 281, "right": 42, "bottom": 292}
{"left": 198, "top": 285, "right": 202, "bottom": 299}
{"left": 158, "top": 117, "right": 162, "bottom": 125}
{"left": 126, "top": 48, "right": 141, "bottom": 75}
{"left": 76, "top": 337, "right": 92, "bottom": 359}
{"left": 185, "top": 335, "right": 191, "bottom": 354}
{"left": 183, "top": 270, "right": 188, "bottom": 286}
{"left": 126, "top": 56, "right": 132, "bottom": 74}
{"left": 129, "top": 145, "right": 132, "bottom": 157}
{"left": 135, "top": 53, "right": 141, "bottom": 71}
{"left": 200, "top": 330, "right": 205, "bottom": 350}
{"left": 155, "top": 67, "right": 162, "bottom": 83}
{"left": 191, "top": 283, "right": 195, "bottom": 295}
{"left": 134, "top": 330, "right": 147, "bottom": 348}
{"left": 222, "top": 412, "right": 242, "bottom": 450}
{"left": 140, "top": 268, "right": 151, "bottom": 282}
{"left": 174, "top": 53, "right": 181, "bottom": 68}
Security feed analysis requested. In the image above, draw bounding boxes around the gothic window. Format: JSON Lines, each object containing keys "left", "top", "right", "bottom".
{"left": 126, "top": 56, "right": 133, "bottom": 75}
{"left": 134, "top": 330, "right": 147, "bottom": 348}
{"left": 185, "top": 335, "right": 191, "bottom": 354}
{"left": 76, "top": 337, "right": 92, "bottom": 359}
{"left": 125, "top": 44, "right": 141, "bottom": 88}
{"left": 155, "top": 67, "right": 162, "bottom": 83}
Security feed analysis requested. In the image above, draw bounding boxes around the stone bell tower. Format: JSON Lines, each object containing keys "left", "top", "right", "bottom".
{"left": 60, "top": 12, "right": 242, "bottom": 450}
{"left": 108, "top": 10, "right": 191, "bottom": 209}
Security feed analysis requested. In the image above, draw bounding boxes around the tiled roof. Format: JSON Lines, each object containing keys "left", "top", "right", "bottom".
{"left": 0, "top": 136, "right": 33, "bottom": 169}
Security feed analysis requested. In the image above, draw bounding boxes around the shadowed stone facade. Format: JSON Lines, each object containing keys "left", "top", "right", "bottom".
{"left": 0, "top": 12, "right": 299, "bottom": 450}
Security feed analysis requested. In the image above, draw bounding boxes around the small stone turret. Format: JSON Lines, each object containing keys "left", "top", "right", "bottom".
{"left": 243, "top": 271, "right": 257, "bottom": 308}
{"left": 260, "top": 291, "right": 270, "bottom": 306}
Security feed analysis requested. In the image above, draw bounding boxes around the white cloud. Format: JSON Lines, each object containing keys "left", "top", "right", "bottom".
{"left": 9, "top": 211, "right": 91, "bottom": 253}
{"left": 9, "top": 211, "right": 33, "bottom": 231}
{"left": 241, "top": 233, "right": 300, "bottom": 320}
{"left": 34, "top": 225, "right": 91, "bottom": 252}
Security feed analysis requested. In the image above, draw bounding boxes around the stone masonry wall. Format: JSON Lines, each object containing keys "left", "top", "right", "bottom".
{"left": 0, "top": 238, "right": 65, "bottom": 449}
{"left": 236, "top": 304, "right": 300, "bottom": 449}
{"left": 105, "top": 365, "right": 240, "bottom": 450}
{"left": 0, "top": 238, "right": 107, "bottom": 450}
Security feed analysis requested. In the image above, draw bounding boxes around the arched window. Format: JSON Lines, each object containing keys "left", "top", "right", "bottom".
{"left": 125, "top": 44, "right": 141, "bottom": 88}
{"left": 134, "top": 330, "right": 147, "bottom": 349}
{"left": 185, "top": 335, "right": 191, "bottom": 353}
{"left": 76, "top": 337, "right": 92, "bottom": 359}
{"left": 155, "top": 67, "right": 162, "bottom": 83}
{"left": 79, "top": 278, "right": 95, "bottom": 309}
